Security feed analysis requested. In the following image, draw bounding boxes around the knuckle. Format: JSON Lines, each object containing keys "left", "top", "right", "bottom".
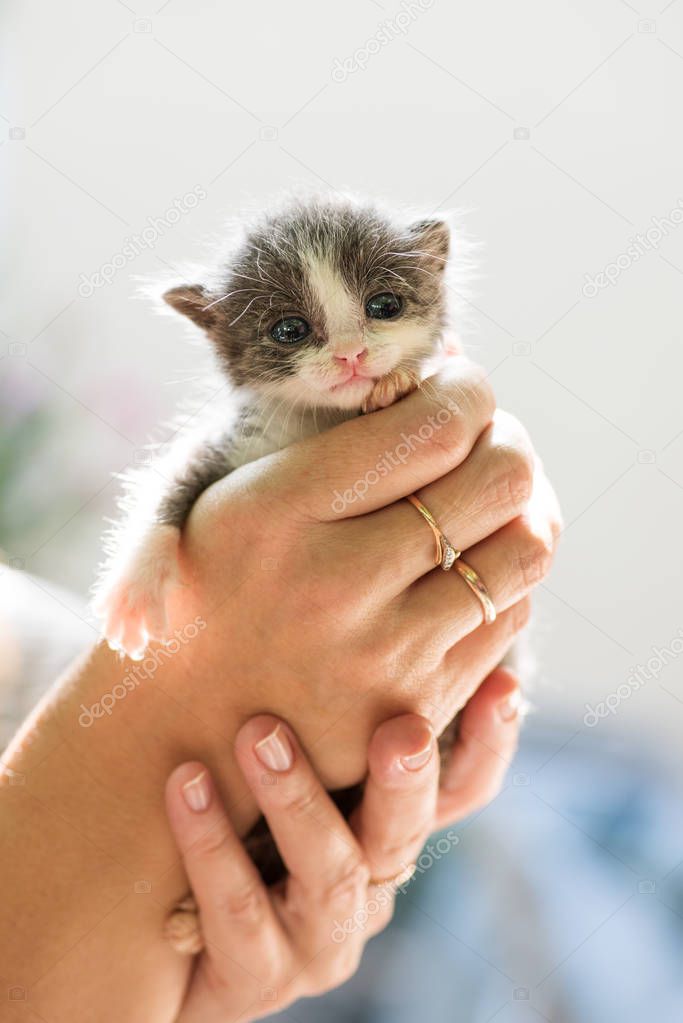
{"left": 190, "top": 816, "right": 234, "bottom": 862}
{"left": 310, "top": 948, "right": 363, "bottom": 996}
{"left": 473, "top": 444, "right": 534, "bottom": 519}
{"left": 495, "top": 442, "right": 535, "bottom": 507}
{"left": 284, "top": 782, "right": 322, "bottom": 821}
{"left": 374, "top": 830, "right": 426, "bottom": 863}
{"left": 537, "top": 471, "right": 563, "bottom": 544}
{"left": 471, "top": 372, "right": 496, "bottom": 423}
{"left": 417, "top": 413, "right": 469, "bottom": 471}
{"left": 443, "top": 362, "right": 495, "bottom": 422}
{"left": 422, "top": 374, "right": 494, "bottom": 465}
{"left": 215, "top": 880, "right": 266, "bottom": 926}
{"left": 320, "top": 857, "right": 370, "bottom": 906}
{"left": 516, "top": 523, "right": 554, "bottom": 589}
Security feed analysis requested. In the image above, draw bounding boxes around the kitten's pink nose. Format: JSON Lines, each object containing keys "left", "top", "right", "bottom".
{"left": 334, "top": 346, "right": 367, "bottom": 366}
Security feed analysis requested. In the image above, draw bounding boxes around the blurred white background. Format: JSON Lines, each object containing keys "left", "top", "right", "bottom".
{"left": 2, "top": 3, "right": 683, "bottom": 1020}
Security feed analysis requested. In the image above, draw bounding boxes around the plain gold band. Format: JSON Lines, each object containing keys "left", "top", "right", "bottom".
{"left": 406, "top": 495, "right": 460, "bottom": 571}
{"left": 456, "top": 558, "right": 497, "bottom": 625}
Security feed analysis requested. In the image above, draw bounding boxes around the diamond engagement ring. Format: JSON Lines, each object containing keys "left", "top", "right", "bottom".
{"left": 406, "top": 494, "right": 460, "bottom": 571}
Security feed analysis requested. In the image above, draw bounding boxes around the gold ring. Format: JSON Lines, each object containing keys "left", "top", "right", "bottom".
{"left": 406, "top": 495, "right": 460, "bottom": 571}
{"left": 369, "top": 863, "right": 417, "bottom": 888}
{"left": 456, "top": 558, "right": 497, "bottom": 624}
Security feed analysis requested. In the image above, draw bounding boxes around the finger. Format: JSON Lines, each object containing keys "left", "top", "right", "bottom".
{"left": 267, "top": 359, "right": 495, "bottom": 522}
{"left": 436, "top": 667, "right": 522, "bottom": 828}
{"left": 234, "top": 718, "right": 370, "bottom": 915}
{"left": 165, "top": 762, "right": 283, "bottom": 968}
{"left": 400, "top": 599, "right": 528, "bottom": 751}
{"left": 397, "top": 467, "right": 560, "bottom": 648}
{"left": 429, "top": 598, "right": 531, "bottom": 729}
{"left": 352, "top": 714, "right": 438, "bottom": 885}
{"left": 347, "top": 410, "right": 534, "bottom": 594}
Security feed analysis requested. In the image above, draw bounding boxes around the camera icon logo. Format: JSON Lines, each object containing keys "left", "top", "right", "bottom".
{"left": 637, "top": 450, "right": 656, "bottom": 464}
{"left": 638, "top": 879, "right": 656, "bottom": 895}
{"left": 513, "top": 342, "right": 531, "bottom": 357}
{"left": 261, "top": 557, "right": 279, "bottom": 571}
{"left": 513, "top": 127, "right": 530, "bottom": 141}
{"left": 134, "top": 880, "right": 152, "bottom": 894}
{"left": 638, "top": 19, "right": 656, "bottom": 34}
{"left": 134, "top": 449, "right": 153, "bottom": 466}
{"left": 9, "top": 557, "right": 25, "bottom": 571}
{"left": 8, "top": 986, "right": 26, "bottom": 1001}
{"left": 134, "top": 18, "right": 152, "bottom": 33}
{"left": 261, "top": 772, "right": 278, "bottom": 787}
{"left": 9, "top": 127, "right": 25, "bottom": 141}
{"left": 513, "top": 772, "right": 530, "bottom": 787}
{"left": 9, "top": 341, "right": 27, "bottom": 358}
{"left": 8, "top": 771, "right": 25, "bottom": 787}
{"left": 513, "top": 987, "right": 530, "bottom": 1000}
{"left": 260, "top": 987, "right": 278, "bottom": 1002}
{"left": 259, "top": 126, "right": 278, "bottom": 142}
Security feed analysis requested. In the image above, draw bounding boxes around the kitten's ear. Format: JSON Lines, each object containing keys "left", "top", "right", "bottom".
{"left": 163, "top": 284, "right": 216, "bottom": 331}
{"left": 411, "top": 219, "right": 450, "bottom": 272}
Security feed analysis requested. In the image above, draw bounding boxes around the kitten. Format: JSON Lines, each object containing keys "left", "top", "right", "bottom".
{"left": 93, "top": 195, "right": 457, "bottom": 659}
{"left": 93, "top": 194, "right": 466, "bottom": 953}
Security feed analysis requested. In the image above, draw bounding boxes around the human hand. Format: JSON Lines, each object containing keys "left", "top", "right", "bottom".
{"left": 166, "top": 358, "right": 560, "bottom": 791}
{"left": 167, "top": 677, "right": 522, "bottom": 1022}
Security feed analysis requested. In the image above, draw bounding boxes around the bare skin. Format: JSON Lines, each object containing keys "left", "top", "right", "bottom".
{"left": 0, "top": 364, "right": 560, "bottom": 1021}
{"left": 168, "top": 667, "right": 521, "bottom": 1022}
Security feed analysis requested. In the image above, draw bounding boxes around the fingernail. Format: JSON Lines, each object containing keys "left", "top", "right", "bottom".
{"left": 182, "top": 769, "right": 210, "bottom": 812}
{"left": 254, "top": 724, "right": 293, "bottom": 772}
{"left": 400, "top": 737, "right": 434, "bottom": 772}
{"left": 498, "top": 689, "right": 521, "bottom": 723}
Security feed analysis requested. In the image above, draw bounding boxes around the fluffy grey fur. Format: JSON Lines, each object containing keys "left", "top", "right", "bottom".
{"left": 155, "top": 197, "right": 452, "bottom": 529}
{"left": 163, "top": 196, "right": 450, "bottom": 388}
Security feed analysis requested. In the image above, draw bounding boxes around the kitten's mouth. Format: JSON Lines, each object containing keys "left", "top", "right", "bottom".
{"left": 329, "top": 372, "right": 376, "bottom": 393}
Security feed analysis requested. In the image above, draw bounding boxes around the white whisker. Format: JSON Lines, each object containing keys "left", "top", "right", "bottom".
{"left": 229, "top": 296, "right": 259, "bottom": 326}
{"left": 203, "top": 288, "right": 260, "bottom": 311}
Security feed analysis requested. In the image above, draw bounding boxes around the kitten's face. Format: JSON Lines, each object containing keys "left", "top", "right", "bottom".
{"left": 164, "top": 200, "right": 450, "bottom": 411}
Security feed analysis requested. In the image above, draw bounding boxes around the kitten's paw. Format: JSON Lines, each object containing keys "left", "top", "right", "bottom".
{"left": 93, "top": 524, "right": 182, "bottom": 661}
{"left": 166, "top": 895, "right": 204, "bottom": 955}
{"left": 361, "top": 367, "right": 420, "bottom": 413}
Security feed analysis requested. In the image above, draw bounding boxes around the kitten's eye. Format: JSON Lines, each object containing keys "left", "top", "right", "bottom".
{"left": 270, "top": 316, "right": 311, "bottom": 344}
{"left": 365, "top": 292, "right": 403, "bottom": 320}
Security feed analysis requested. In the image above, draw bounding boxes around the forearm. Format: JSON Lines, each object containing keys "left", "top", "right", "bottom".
{"left": 0, "top": 641, "right": 258, "bottom": 1022}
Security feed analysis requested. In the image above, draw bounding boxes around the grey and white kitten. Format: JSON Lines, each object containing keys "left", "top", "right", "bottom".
{"left": 93, "top": 195, "right": 478, "bottom": 951}
{"left": 93, "top": 195, "right": 459, "bottom": 659}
